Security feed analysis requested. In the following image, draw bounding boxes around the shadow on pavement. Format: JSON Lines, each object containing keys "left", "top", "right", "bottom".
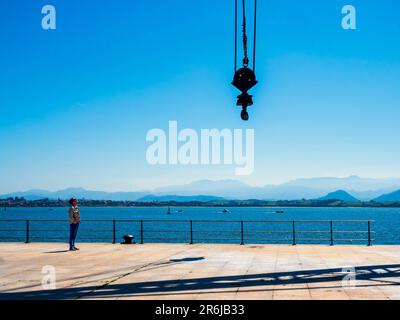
{"left": 1, "top": 264, "right": 400, "bottom": 300}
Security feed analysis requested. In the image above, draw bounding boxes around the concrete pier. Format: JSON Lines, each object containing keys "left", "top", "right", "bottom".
{"left": 1, "top": 243, "right": 400, "bottom": 300}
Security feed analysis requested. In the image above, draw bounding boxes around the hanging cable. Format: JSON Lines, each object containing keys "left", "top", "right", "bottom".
{"left": 234, "top": 0, "right": 237, "bottom": 72}
{"left": 231, "top": 0, "right": 258, "bottom": 121}
{"left": 234, "top": 0, "right": 256, "bottom": 70}
{"left": 242, "top": 0, "right": 249, "bottom": 67}
{"left": 253, "top": 0, "right": 257, "bottom": 72}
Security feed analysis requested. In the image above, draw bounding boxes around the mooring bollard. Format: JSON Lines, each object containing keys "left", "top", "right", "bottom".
{"left": 122, "top": 235, "right": 134, "bottom": 244}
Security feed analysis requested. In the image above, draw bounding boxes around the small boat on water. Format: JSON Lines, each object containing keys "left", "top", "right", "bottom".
{"left": 167, "top": 207, "right": 171, "bottom": 215}
{"left": 221, "top": 209, "right": 230, "bottom": 213}
{"left": 275, "top": 210, "right": 284, "bottom": 214}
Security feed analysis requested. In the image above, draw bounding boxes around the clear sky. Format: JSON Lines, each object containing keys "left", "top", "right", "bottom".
{"left": 0, "top": 0, "right": 399, "bottom": 193}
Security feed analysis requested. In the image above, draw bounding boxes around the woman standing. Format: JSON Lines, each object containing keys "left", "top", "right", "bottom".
{"left": 68, "top": 198, "right": 80, "bottom": 251}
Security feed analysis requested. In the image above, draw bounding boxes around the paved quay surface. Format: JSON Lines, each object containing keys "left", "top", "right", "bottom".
{"left": 0, "top": 243, "right": 400, "bottom": 300}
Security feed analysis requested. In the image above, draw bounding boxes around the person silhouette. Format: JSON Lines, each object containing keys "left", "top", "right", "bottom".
{"left": 68, "top": 198, "right": 80, "bottom": 251}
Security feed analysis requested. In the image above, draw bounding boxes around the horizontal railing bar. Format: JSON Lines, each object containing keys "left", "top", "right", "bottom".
{"left": 0, "top": 230, "right": 373, "bottom": 233}
{"left": 330, "top": 238, "right": 373, "bottom": 241}
{"left": 195, "top": 238, "right": 292, "bottom": 242}
{"left": 243, "top": 230, "right": 293, "bottom": 234}
{"left": 295, "top": 230, "right": 370, "bottom": 233}
{"left": 193, "top": 230, "right": 244, "bottom": 232}
{"left": 139, "top": 230, "right": 192, "bottom": 233}
{"left": 0, "top": 219, "right": 375, "bottom": 223}
{"left": 189, "top": 238, "right": 244, "bottom": 241}
{"left": 0, "top": 237, "right": 373, "bottom": 241}
{"left": 28, "top": 237, "right": 114, "bottom": 240}
{"left": 244, "top": 239, "right": 293, "bottom": 241}
{"left": 145, "top": 230, "right": 372, "bottom": 234}
{"left": 296, "top": 238, "right": 370, "bottom": 241}
{"left": 243, "top": 220, "right": 374, "bottom": 223}
{"left": 0, "top": 220, "right": 118, "bottom": 223}
{"left": 0, "top": 237, "right": 25, "bottom": 239}
{"left": 292, "top": 230, "right": 330, "bottom": 233}
{"left": 0, "top": 229, "right": 373, "bottom": 233}
{"left": 294, "top": 238, "right": 332, "bottom": 241}
{"left": 144, "top": 230, "right": 260, "bottom": 233}
{"left": 141, "top": 238, "right": 189, "bottom": 241}
{"left": 333, "top": 231, "right": 374, "bottom": 234}
{"left": 27, "top": 229, "right": 112, "bottom": 232}
{"left": 243, "top": 239, "right": 293, "bottom": 242}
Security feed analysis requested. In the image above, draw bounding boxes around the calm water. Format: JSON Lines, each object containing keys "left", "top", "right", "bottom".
{"left": 0, "top": 207, "right": 399, "bottom": 244}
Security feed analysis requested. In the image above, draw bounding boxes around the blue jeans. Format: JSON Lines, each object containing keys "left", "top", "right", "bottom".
{"left": 69, "top": 223, "right": 80, "bottom": 249}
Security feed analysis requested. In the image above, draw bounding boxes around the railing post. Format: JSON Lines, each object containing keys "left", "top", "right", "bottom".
{"left": 292, "top": 221, "right": 296, "bottom": 245}
{"left": 189, "top": 220, "right": 193, "bottom": 244}
{"left": 140, "top": 220, "right": 144, "bottom": 244}
{"left": 112, "top": 220, "right": 116, "bottom": 244}
{"left": 367, "top": 221, "right": 371, "bottom": 246}
{"left": 330, "top": 220, "right": 334, "bottom": 246}
{"left": 25, "top": 220, "right": 30, "bottom": 243}
{"left": 240, "top": 221, "right": 244, "bottom": 245}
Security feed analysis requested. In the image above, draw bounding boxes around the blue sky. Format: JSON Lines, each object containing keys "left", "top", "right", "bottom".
{"left": 0, "top": 0, "right": 399, "bottom": 193}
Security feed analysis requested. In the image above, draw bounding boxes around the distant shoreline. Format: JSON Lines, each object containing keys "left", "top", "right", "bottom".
{"left": 1, "top": 198, "right": 400, "bottom": 208}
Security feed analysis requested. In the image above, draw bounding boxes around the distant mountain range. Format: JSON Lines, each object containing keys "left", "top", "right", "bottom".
{"left": 374, "top": 190, "right": 400, "bottom": 202}
{"left": 149, "top": 176, "right": 400, "bottom": 200}
{"left": 0, "top": 188, "right": 147, "bottom": 201}
{"left": 318, "top": 190, "right": 360, "bottom": 202}
{"left": 1, "top": 176, "right": 400, "bottom": 202}
{"left": 137, "top": 195, "right": 225, "bottom": 202}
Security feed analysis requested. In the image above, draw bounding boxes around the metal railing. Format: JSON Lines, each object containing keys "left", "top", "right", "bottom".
{"left": 0, "top": 219, "right": 374, "bottom": 245}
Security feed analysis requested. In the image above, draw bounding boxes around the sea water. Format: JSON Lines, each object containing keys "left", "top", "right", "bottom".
{"left": 0, "top": 207, "right": 399, "bottom": 244}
